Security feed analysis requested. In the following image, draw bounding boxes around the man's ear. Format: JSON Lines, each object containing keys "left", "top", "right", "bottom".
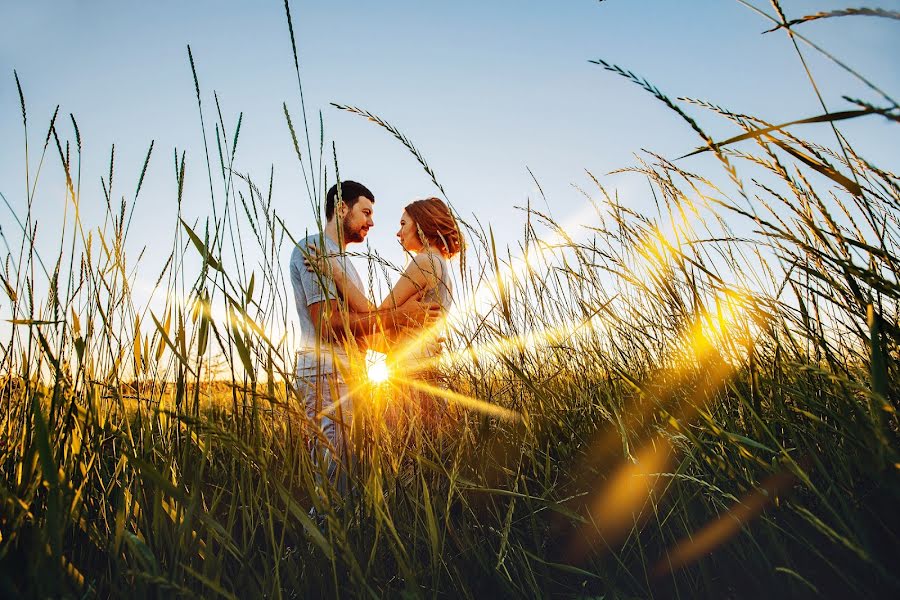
{"left": 335, "top": 200, "right": 348, "bottom": 220}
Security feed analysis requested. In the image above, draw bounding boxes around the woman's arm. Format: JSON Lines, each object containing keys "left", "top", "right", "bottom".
{"left": 372, "top": 255, "right": 446, "bottom": 354}
{"left": 305, "top": 247, "right": 444, "bottom": 344}
{"left": 377, "top": 253, "right": 443, "bottom": 311}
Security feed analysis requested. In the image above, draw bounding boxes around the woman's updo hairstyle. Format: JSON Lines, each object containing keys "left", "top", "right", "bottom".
{"left": 404, "top": 197, "right": 463, "bottom": 258}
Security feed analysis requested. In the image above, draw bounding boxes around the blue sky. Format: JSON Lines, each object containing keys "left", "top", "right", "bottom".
{"left": 1, "top": 1, "right": 898, "bottom": 315}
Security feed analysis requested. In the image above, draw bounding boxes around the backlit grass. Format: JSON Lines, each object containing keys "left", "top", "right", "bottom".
{"left": 1, "top": 2, "right": 898, "bottom": 598}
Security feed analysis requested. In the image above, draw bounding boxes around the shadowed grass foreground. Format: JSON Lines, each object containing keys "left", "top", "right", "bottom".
{"left": 1, "top": 2, "right": 899, "bottom": 598}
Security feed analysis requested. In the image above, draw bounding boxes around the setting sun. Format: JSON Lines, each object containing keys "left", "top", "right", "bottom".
{"left": 367, "top": 358, "right": 391, "bottom": 384}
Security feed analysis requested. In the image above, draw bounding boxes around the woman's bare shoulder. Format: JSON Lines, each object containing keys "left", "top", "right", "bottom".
{"left": 408, "top": 252, "right": 445, "bottom": 279}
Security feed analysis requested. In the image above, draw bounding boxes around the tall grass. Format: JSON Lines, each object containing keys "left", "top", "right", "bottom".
{"left": 1, "top": 2, "right": 898, "bottom": 598}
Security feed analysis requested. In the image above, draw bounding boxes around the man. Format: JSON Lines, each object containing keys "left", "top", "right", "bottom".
{"left": 289, "top": 180, "right": 439, "bottom": 473}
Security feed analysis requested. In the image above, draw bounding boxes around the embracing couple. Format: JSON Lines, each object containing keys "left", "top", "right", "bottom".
{"left": 288, "top": 180, "right": 462, "bottom": 472}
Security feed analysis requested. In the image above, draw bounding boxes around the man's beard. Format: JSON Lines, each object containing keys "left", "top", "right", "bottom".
{"left": 342, "top": 220, "right": 367, "bottom": 244}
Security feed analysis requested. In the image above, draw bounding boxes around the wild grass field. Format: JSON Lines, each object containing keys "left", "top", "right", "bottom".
{"left": 1, "top": 3, "right": 898, "bottom": 598}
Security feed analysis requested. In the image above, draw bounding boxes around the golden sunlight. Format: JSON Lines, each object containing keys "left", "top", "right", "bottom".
{"left": 367, "top": 356, "right": 391, "bottom": 384}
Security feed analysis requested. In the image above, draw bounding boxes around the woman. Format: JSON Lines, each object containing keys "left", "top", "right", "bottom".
{"left": 306, "top": 197, "right": 462, "bottom": 377}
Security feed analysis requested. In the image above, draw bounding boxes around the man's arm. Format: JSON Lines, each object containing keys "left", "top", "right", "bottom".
{"left": 308, "top": 297, "right": 441, "bottom": 342}
{"left": 303, "top": 245, "right": 376, "bottom": 313}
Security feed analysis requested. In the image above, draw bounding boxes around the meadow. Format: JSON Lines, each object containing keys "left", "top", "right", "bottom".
{"left": 1, "top": 3, "right": 898, "bottom": 598}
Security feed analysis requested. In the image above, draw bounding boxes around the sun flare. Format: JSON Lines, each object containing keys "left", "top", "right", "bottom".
{"left": 367, "top": 358, "right": 391, "bottom": 384}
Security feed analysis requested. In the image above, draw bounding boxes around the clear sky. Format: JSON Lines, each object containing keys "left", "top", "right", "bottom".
{"left": 1, "top": 1, "right": 898, "bottom": 320}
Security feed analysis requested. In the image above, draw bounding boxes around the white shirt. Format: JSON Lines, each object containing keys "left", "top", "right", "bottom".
{"left": 289, "top": 232, "right": 365, "bottom": 378}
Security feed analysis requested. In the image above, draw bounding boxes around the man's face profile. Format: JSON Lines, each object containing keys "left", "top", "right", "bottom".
{"left": 338, "top": 196, "right": 375, "bottom": 244}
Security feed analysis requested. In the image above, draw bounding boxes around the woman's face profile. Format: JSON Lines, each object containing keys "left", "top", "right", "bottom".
{"left": 396, "top": 210, "right": 423, "bottom": 253}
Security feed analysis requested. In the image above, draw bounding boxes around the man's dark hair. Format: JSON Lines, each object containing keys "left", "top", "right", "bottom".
{"left": 325, "top": 181, "right": 375, "bottom": 220}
